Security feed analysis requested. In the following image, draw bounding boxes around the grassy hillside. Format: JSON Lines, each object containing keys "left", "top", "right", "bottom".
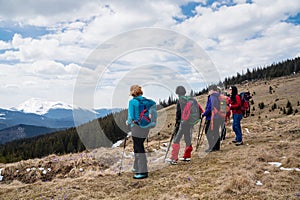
{"left": 0, "top": 74, "right": 299, "bottom": 200}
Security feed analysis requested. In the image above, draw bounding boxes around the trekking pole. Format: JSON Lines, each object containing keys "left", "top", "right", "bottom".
{"left": 196, "top": 119, "right": 206, "bottom": 151}
{"left": 118, "top": 136, "right": 127, "bottom": 176}
{"left": 220, "top": 122, "right": 226, "bottom": 141}
{"left": 163, "top": 124, "right": 179, "bottom": 163}
{"left": 195, "top": 117, "right": 203, "bottom": 151}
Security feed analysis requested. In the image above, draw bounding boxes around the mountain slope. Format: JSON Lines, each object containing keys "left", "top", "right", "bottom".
{"left": 0, "top": 74, "right": 299, "bottom": 199}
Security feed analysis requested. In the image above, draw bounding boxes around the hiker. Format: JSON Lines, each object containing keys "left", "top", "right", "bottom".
{"left": 202, "top": 85, "right": 224, "bottom": 152}
{"left": 228, "top": 86, "right": 243, "bottom": 146}
{"left": 126, "top": 85, "right": 150, "bottom": 179}
{"left": 168, "top": 86, "right": 203, "bottom": 164}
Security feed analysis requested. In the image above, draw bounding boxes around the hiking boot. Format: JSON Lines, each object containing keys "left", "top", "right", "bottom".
{"left": 165, "top": 158, "right": 177, "bottom": 165}
{"left": 235, "top": 141, "right": 243, "bottom": 146}
{"left": 133, "top": 173, "right": 148, "bottom": 179}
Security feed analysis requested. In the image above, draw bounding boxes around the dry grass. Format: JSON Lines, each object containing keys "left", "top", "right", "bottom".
{"left": 0, "top": 74, "right": 300, "bottom": 200}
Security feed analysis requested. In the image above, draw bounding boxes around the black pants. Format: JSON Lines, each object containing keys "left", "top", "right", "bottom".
{"left": 132, "top": 125, "right": 149, "bottom": 174}
{"left": 204, "top": 118, "right": 223, "bottom": 150}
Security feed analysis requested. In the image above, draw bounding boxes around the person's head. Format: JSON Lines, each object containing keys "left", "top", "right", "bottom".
{"left": 175, "top": 86, "right": 186, "bottom": 96}
{"left": 208, "top": 84, "right": 218, "bottom": 95}
{"left": 130, "top": 85, "right": 143, "bottom": 97}
{"left": 228, "top": 85, "right": 238, "bottom": 96}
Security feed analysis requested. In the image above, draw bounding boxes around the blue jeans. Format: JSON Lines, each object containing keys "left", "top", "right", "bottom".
{"left": 232, "top": 114, "right": 243, "bottom": 142}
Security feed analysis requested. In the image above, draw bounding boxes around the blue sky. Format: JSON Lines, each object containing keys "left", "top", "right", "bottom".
{"left": 0, "top": 0, "right": 300, "bottom": 109}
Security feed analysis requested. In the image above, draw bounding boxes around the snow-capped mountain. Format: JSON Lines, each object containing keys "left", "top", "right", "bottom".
{"left": 0, "top": 98, "right": 122, "bottom": 131}
{"left": 11, "top": 98, "right": 74, "bottom": 115}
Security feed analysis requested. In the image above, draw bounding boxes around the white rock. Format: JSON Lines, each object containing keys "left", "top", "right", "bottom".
{"left": 79, "top": 168, "right": 84, "bottom": 172}
{"left": 26, "top": 168, "right": 31, "bottom": 172}
{"left": 42, "top": 170, "right": 47, "bottom": 174}
{"left": 264, "top": 171, "right": 270, "bottom": 174}
{"left": 38, "top": 167, "right": 44, "bottom": 171}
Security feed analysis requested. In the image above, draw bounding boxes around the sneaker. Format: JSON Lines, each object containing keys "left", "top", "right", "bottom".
{"left": 235, "top": 141, "right": 243, "bottom": 146}
{"left": 133, "top": 173, "right": 148, "bottom": 179}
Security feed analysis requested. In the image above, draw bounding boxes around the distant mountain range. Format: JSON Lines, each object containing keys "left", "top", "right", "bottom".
{"left": 0, "top": 124, "right": 63, "bottom": 144}
{"left": 0, "top": 98, "right": 122, "bottom": 144}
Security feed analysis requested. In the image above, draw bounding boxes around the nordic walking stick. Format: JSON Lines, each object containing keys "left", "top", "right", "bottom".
{"left": 163, "top": 124, "right": 179, "bottom": 163}
{"left": 118, "top": 136, "right": 127, "bottom": 176}
{"left": 196, "top": 118, "right": 206, "bottom": 151}
{"left": 220, "top": 122, "right": 226, "bottom": 141}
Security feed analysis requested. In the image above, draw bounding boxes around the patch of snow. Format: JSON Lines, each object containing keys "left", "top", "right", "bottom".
{"left": 0, "top": 168, "right": 3, "bottom": 181}
{"left": 268, "top": 162, "right": 282, "bottom": 167}
{"left": 0, "top": 113, "right": 7, "bottom": 120}
{"left": 256, "top": 180, "right": 263, "bottom": 186}
{"left": 42, "top": 170, "right": 47, "bottom": 175}
{"left": 112, "top": 140, "right": 123, "bottom": 148}
{"left": 48, "top": 168, "right": 51, "bottom": 172}
{"left": 280, "top": 167, "right": 300, "bottom": 171}
{"left": 38, "top": 167, "right": 44, "bottom": 171}
{"left": 245, "top": 128, "right": 250, "bottom": 134}
{"left": 26, "top": 168, "right": 31, "bottom": 172}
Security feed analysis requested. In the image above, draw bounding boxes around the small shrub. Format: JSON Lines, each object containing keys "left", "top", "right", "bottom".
{"left": 271, "top": 103, "right": 277, "bottom": 110}
{"left": 286, "top": 100, "right": 292, "bottom": 108}
{"left": 286, "top": 107, "right": 293, "bottom": 115}
{"left": 258, "top": 102, "right": 265, "bottom": 109}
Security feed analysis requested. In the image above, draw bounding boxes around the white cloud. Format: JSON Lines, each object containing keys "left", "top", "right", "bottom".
{"left": 0, "top": 0, "right": 300, "bottom": 108}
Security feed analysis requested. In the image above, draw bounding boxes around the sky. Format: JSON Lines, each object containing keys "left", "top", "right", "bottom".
{"left": 0, "top": 0, "right": 300, "bottom": 109}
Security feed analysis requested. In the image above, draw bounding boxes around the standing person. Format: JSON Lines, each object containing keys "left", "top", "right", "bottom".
{"left": 168, "top": 86, "right": 203, "bottom": 164}
{"left": 126, "top": 85, "right": 154, "bottom": 179}
{"left": 228, "top": 86, "right": 243, "bottom": 146}
{"left": 202, "top": 85, "right": 223, "bottom": 152}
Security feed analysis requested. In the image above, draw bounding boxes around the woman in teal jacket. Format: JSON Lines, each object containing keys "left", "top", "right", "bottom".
{"left": 127, "top": 85, "right": 149, "bottom": 179}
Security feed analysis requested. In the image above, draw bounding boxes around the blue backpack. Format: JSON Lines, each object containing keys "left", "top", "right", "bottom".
{"left": 135, "top": 97, "right": 157, "bottom": 128}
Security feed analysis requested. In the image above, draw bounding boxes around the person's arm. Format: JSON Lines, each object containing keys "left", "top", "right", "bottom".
{"left": 127, "top": 99, "right": 139, "bottom": 125}
{"left": 202, "top": 97, "right": 211, "bottom": 117}
{"left": 175, "top": 101, "right": 181, "bottom": 124}
{"left": 230, "top": 95, "right": 241, "bottom": 110}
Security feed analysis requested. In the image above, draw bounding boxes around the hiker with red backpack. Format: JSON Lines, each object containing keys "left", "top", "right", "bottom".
{"left": 126, "top": 85, "right": 157, "bottom": 179}
{"left": 202, "top": 85, "right": 225, "bottom": 152}
{"left": 167, "top": 86, "right": 204, "bottom": 164}
{"left": 228, "top": 86, "right": 243, "bottom": 146}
